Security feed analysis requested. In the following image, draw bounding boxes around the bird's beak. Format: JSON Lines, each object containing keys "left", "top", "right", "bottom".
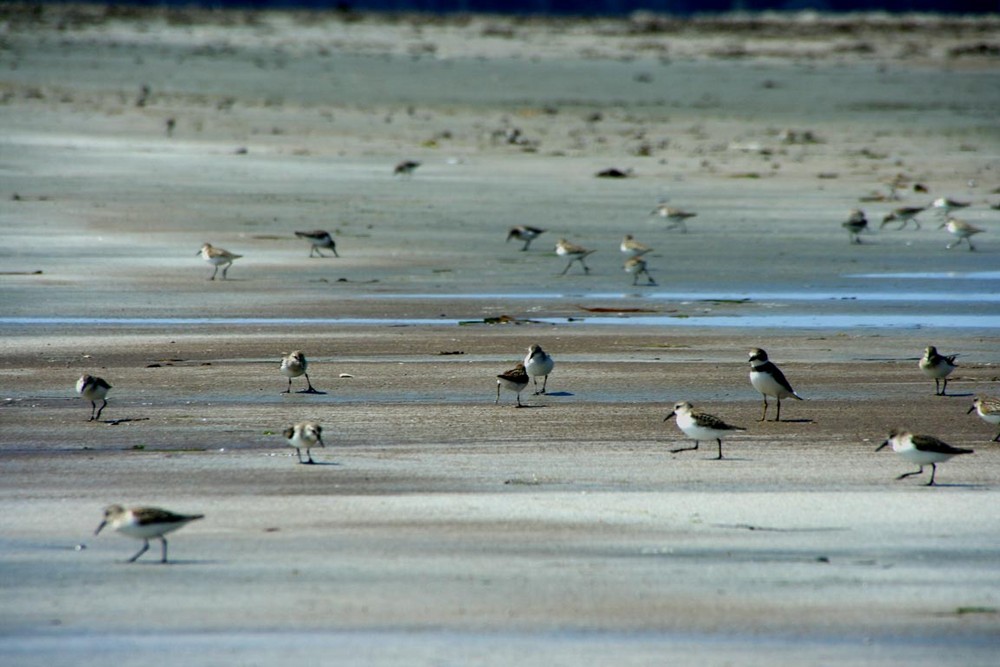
{"left": 875, "top": 441, "right": 889, "bottom": 452}
{"left": 937, "top": 222, "right": 946, "bottom": 229}
{"left": 967, "top": 405, "right": 976, "bottom": 414}
{"left": 317, "top": 436, "right": 325, "bottom": 448}
{"left": 94, "top": 520, "right": 107, "bottom": 536}
{"left": 664, "top": 412, "right": 676, "bottom": 422}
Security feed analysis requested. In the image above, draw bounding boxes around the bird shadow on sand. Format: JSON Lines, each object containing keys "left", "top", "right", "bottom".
{"left": 123, "top": 559, "right": 222, "bottom": 566}
{"left": 540, "top": 391, "right": 574, "bottom": 397}
{"left": 511, "top": 404, "right": 547, "bottom": 409}
{"left": 298, "top": 461, "right": 340, "bottom": 467}
{"left": 100, "top": 417, "right": 150, "bottom": 426}
{"left": 284, "top": 389, "right": 328, "bottom": 395}
{"left": 769, "top": 418, "right": 814, "bottom": 424}
{"left": 941, "top": 392, "right": 975, "bottom": 398}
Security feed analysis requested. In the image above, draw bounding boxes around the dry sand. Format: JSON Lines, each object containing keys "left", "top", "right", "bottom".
{"left": 2, "top": 6, "right": 1000, "bottom": 665}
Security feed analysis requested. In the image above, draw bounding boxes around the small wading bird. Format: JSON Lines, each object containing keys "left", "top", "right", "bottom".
{"left": 624, "top": 257, "right": 656, "bottom": 286}
{"left": 555, "top": 238, "right": 596, "bottom": 275}
{"left": 76, "top": 374, "right": 111, "bottom": 421}
{"left": 880, "top": 206, "right": 925, "bottom": 230}
{"left": 748, "top": 348, "right": 802, "bottom": 422}
{"left": 931, "top": 197, "right": 970, "bottom": 218}
{"left": 524, "top": 344, "right": 555, "bottom": 395}
{"left": 295, "top": 230, "right": 339, "bottom": 258}
{"left": 506, "top": 225, "right": 546, "bottom": 251}
{"left": 393, "top": 160, "right": 420, "bottom": 177}
{"left": 197, "top": 243, "right": 242, "bottom": 280}
{"left": 281, "top": 350, "right": 318, "bottom": 394}
{"left": 876, "top": 429, "right": 973, "bottom": 486}
{"left": 283, "top": 421, "right": 325, "bottom": 464}
{"left": 651, "top": 202, "right": 697, "bottom": 233}
{"left": 968, "top": 396, "right": 1000, "bottom": 442}
{"left": 496, "top": 362, "right": 530, "bottom": 407}
{"left": 665, "top": 401, "right": 746, "bottom": 460}
{"left": 95, "top": 504, "right": 204, "bottom": 563}
{"left": 620, "top": 234, "right": 652, "bottom": 258}
{"left": 842, "top": 209, "right": 869, "bottom": 244}
{"left": 919, "top": 346, "right": 956, "bottom": 396}
{"left": 940, "top": 218, "right": 984, "bottom": 251}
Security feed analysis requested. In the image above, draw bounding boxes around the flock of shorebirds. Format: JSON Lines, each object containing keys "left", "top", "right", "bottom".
{"left": 843, "top": 196, "right": 989, "bottom": 250}
{"left": 82, "top": 341, "right": 997, "bottom": 562}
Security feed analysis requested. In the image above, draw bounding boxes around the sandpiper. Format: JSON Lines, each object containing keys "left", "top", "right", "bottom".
{"left": 197, "top": 243, "right": 242, "bottom": 280}
{"left": 555, "top": 239, "right": 596, "bottom": 275}
{"left": 283, "top": 421, "right": 325, "bottom": 464}
{"left": 624, "top": 257, "right": 656, "bottom": 286}
{"left": 295, "top": 230, "right": 339, "bottom": 258}
{"left": 919, "top": 345, "right": 956, "bottom": 396}
{"left": 876, "top": 429, "right": 973, "bottom": 486}
{"left": 748, "top": 348, "right": 802, "bottom": 422}
{"left": 506, "top": 225, "right": 546, "bottom": 251}
{"left": 496, "top": 362, "right": 530, "bottom": 407}
{"left": 281, "top": 350, "right": 318, "bottom": 394}
{"left": 940, "top": 218, "right": 984, "bottom": 251}
{"left": 95, "top": 504, "right": 204, "bottom": 563}
{"left": 665, "top": 401, "right": 746, "bottom": 460}
{"left": 842, "top": 209, "right": 869, "bottom": 244}
{"left": 880, "top": 206, "right": 925, "bottom": 230}
{"left": 968, "top": 396, "right": 1000, "bottom": 442}
{"left": 931, "top": 197, "right": 971, "bottom": 218}
{"left": 524, "top": 344, "right": 555, "bottom": 395}
{"left": 620, "top": 234, "right": 652, "bottom": 258}
{"left": 76, "top": 374, "right": 111, "bottom": 422}
{"left": 651, "top": 202, "right": 697, "bottom": 232}
{"left": 393, "top": 160, "right": 420, "bottom": 177}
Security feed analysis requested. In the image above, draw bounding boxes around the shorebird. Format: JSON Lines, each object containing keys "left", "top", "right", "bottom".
{"left": 197, "top": 243, "right": 241, "bottom": 280}
{"left": 919, "top": 345, "right": 957, "bottom": 396}
{"left": 968, "top": 396, "right": 1000, "bottom": 442}
{"left": 95, "top": 504, "right": 204, "bottom": 563}
{"left": 620, "top": 234, "right": 652, "bottom": 258}
{"left": 880, "top": 206, "right": 925, "bottom": 230}
{"left": 506, "top": 226, "right": 546, "bottom": 251}
{"left": 651, "top": 202, "right": 697, "bottom": 232}
{"left": 393, "top": 160, "right": 420, "bottom": 177}
{"left": 555, "top": 239, "right": 596, "bottom": 275}
{"left": 665, "top": 401, "right": 746, "bottom": 460}
{"left": 280, "top": 350, "right": 318, "bottom": 394}
{"left": 283, "top": 421, "right": 325, "bottom": 464}
{"left": 496, "top": 362, "right": 530, "bottom": 407}
{"left": 748, "top": 348, "right": 802, "bottom": 422}
{"left": 842, "top": 209, "right": 869, "bottom": 244}
{"left": 940, "top": 218, "right": 984, "bottom": 251}
{"left": 931, "top": 197, "right": 971, "bottom": 218}
{"left": 294, "top": 230, "right": 339, "bottom": 258}
{"left": 524, "top": 344, "right": 555, "bottom": 395}
{"left": 76, "top": 374, "right": 111, "bottom": 422}
{"left": 876, "top": 429, "right": 973, "bottom": 486}
{"left": 624, "top": 257, "right": 656, "bottom": 286}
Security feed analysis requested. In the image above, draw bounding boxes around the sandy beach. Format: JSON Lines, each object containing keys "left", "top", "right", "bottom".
{"left": 2, "top": 5, "right": 1000, "bottom": 665}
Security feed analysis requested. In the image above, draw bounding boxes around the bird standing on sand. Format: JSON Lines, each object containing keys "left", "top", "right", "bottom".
{"left": 281, "top": 350, "right": 318, "bottom": 394}
{"left": 967, "top": 396, "right": 1000, "bottom": 442}
{"left": 283, "top": 422, "right": 325, "bottom": 464}
{"left": 496, "top": 362, "right": 530, "bottom": 407}
{"left": 665, "top": 401, "right": 746, "bottom": 460}
{"left": 197, "top": 243, "right": 241, "bottom": 280}
{"left": 394, "top": 160, "right": 420, "bottom": 177}
{"left": 940, "top": 218, "right": 984, "bottom": 251}
{"left": 95, "top": 504, "right": 204, "bottom": 563}
{"left": 876, "top": 429, "right": 973, "bottom": 486}
{"left": 76, "top": 374, "right": 112, "bottom": 422}
{"left": 651, "top": 202, "right": 697, "bottom": 232}
{"left": 506, "top": 226, "right": 546, "bottom": 251}
{"left": 931, "top": 197, "right": 970, "bottom": 218}
{"left": 919, "top": 345, "right": 956, "bottom": 396}
{"left": 748, "top": 348, "right": 802, "bottom": 422}
{"left": 295, "top": 230, "right": 339, "bottom": 258}
{"left": 624, "top": 257, "right": 656, "bottom": 286}
{"left": 620, "top": 234, "right": 652, "bottom": 258}
{"left": 524, "top": 344, "right": 555, "bottom": 395}
{"left": 555, "top": 239, "right": 596, "bottom": 275}
{"left": 880, "top": 206, "right": 925, "bottom": 230}
{"left": 842, "top": 209, "right": 869, "bottom": 244}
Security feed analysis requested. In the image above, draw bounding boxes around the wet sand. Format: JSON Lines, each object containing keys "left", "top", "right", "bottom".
{"left": 2, "top": 6, "right": 1000, "bottom": 665}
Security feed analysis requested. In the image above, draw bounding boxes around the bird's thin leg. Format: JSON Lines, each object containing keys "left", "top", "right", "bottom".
{"left": 160, "top": 537, "right": 169, "bottom": 563}
{"left": 581, "top": 259, "right": 590, "bottom": 274}
{"left": 670, "top": 441, "right": 699, "bottom": 454}
{"left": 541, "top": 375, "right": 548, "bottom": 394}
{"left": 88, "top": 401, "right": 97, "bottom": 421}
{"left": 284, "top": 378, "right": 292, "bottom": 394}
{"left": 632, "top": 274, "right": 639, "bottom": 286}
{"left": 295, "top": 448, "right": 304, "bottom": 463}
{"left": 515, "top": 392, "right": 523, "bottom": 408}
{"left": 715, "top": 439, "right": 724, "bottom": 460}
{"left": 560, "top": 261, "right": 572, "bottom": 276}
{"left": 532, "top": 377, "right": 540, "bottom": 395}
{"left": 95, "top": 399, "right": 107, "bottom": 421}
{"left": 221, "top": 264, "right": 229, "bottom": 280}
{"left": 926, "top": 463, "right": 938, "bottom": 486}
{"left": 968, "top": 240, "right": 976, "bottom": 252}
{"left": 210, "top": 265, "right": 218, "bottom": 280}
{"left": 758, "top": 396, "right": 768, "bottom": 422}
{"left": 896, "top": 466, "right": 924, "bottom": 480}
{"left": 774, "top": 398, "right": 782, "bottom": 422}
{"left": 305, "top": 449, "right": 315, "bottom": 465}
{"left": 521, "top": 241, "right": 530, "bottom": 251}
{"left": 992, "top": 431, "right": 1000, "bottom": 443}
{"left": 495, "top": 384, "right": 500, "bottom": 404}
{"left": 128, "top": 539, "right": 150, "bottom": 563}
{"left": 303, "top": 373, "right": 317, "bottom": 393}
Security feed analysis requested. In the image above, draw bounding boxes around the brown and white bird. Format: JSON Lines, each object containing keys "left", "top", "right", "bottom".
{"left": 280, "top": 350, "right": 318, "bottom": 394}
{"left": 95, "top": 504, "right": 204, "bottom": 563}
{"left": 555, "top": 239, "right": 596, "bottom": 275}
{"left": 620, "top": 234, "right": 652, "bottom": 258}
{"left": 919, "top": 346, "right": 957, "bottom": 396}
{"left": 665, "top": 401, "right": 746, "bottom": 460}
{"left": 748, "top": 348, "right": 802, "bottom": 422}
{"left": 506, "top": 225, "right": 546, "bottom": 251}
{"left": 880, "top": 206, "right": 925, "bottom": 230}
{"left": 968, "top": 396, "right": 1000, "bottom": 442}
{"left": 295, "top": 230, "right": 339, "bottom": 258}
{"left": 624, "top": 257, "right": 656, "bottom": 286}
{"left": 283, "top": 421, "right": 325, "bottom": 464}
{"left": 197, "top": 243, "right": 242, "bottom": 280}
{"left": 496, "top": 362, "right": 530, "bottom": 407}
{"left": 76, "top": 374, "right": 111, "bottom": 422}
{"left": 940, "top": 218, "right": 984, "bottom": 251}
{"left": 842, "top": 209, "right": 869, "bottom": 244}
{"left": 524, "top": 344, "right": 555, "bottom": 395}
{"left": 393, "top": 160, "right": 420, "bottom": 177}
{"left": 651, "top": 202, "right": 697, "bottom": 232}
{"left": 931, "top": 197, "right": 971, "bottom": 218}
{"left": 876, "top": 430, "right": 973, "bottom": 486}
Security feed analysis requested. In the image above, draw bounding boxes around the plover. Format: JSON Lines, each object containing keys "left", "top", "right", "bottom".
{"left": 624, "top": 257, "right": 656, "bottom": 286}
{"left": 496, "top": 362, "right": 530, "bottom": 407}
{"left": 651, "top": 202, "right": 697, "bottom": 232}
{"left": 880, "top": 206, "right": 925, "bottom": 230}
{"left": 940, "top": 218, "right": 984, "bottom": 251}
{"left": 931, "top": 197, "right": 971, "bottom": 217}
{"left": 197, "top": 243, "right": 241, "bottom": 280}
{"left": 555, "top": 239, "right": 596, "bottom": 275}
{"left": 664, "top": 401, "right": 746, "bottom": 460}
{"left": 842, "top": 209, "right": 869, "bottom": 244}
{"left": 748, "top": 348, "right": 802, "bottom": 422}
{"left": 294, "top": 230, "right": 339, "bottom": 258}
{"left": 876, "top": 429, "right": 973, "bottom": 486}
{"left": 280, "top": 350, "right": 318, "bottom": 394}
{"left": 620, "top": 234, "right": 652, "bottom": 258}
{"left": 506, "top": 226, "right": 546, "bottom": 251}
{"left": 393, "top": 160, "right": 420, "bottom": 177}
{"left": 968, "top": 396, "right": 1000, "bottom": 442}
{"left": 283, "top": 421, "right": 325, "bottom": 464}
{"left": 95, "top": 504, "right": 204, "bottom": 563}
{"left": 919, "top": 345, "right": 956, "bottom": 396}
{"left": 76, "top": 374, "right": 111, "bottom": 422}
{"left": 524, "top": 344, "right": 555, "bottom": 395}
